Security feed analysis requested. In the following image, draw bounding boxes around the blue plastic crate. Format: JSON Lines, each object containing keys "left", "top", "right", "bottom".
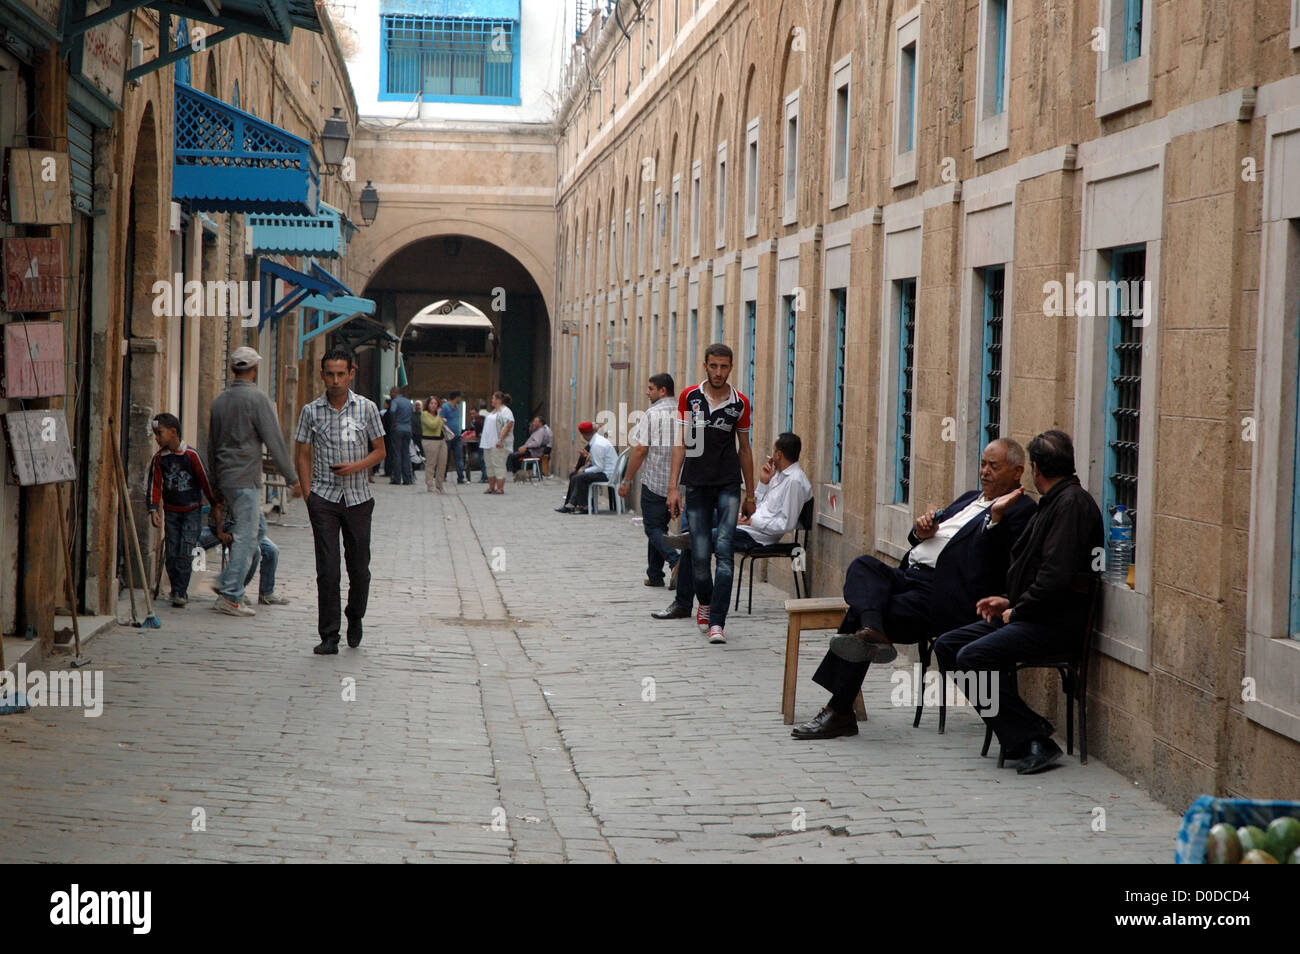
{"left": 1175, "top": 795, "right": 1300, "bottom": 863}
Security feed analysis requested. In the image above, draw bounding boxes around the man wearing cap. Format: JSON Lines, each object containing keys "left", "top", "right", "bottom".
{"left": 556, "top": 421, "right": 617, "bottom": 514}
{"left": 207, "top": 346, "right": 301, "bottom": 617}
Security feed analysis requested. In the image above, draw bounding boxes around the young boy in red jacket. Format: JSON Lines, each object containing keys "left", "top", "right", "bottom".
{"left": 146, "top": 413, "right": 221, "bottom": 607}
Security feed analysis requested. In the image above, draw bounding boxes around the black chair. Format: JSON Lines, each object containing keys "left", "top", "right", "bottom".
{"left": 980, "top": 575, "right": 1102, "bottom": 766}
{"left": 733, "top": 499, "right": 814, "bottom": 614}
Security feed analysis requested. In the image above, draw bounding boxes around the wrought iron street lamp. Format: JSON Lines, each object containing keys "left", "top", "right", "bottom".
{"left": 321, "top": 106, "right": 350, "bottom": 171}
{"left": 359, "top": 180, "right": 380, "bottom": 226}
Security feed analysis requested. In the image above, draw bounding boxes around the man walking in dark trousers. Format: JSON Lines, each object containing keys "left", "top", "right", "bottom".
{"left": 388, "top": 385, "right": 414, "bottom": 485}
{"left": 934, "top": 430, "right": 1103, "bottom": 775}
{"left": 295, "top": 350, "right": 387, "bottom": 655}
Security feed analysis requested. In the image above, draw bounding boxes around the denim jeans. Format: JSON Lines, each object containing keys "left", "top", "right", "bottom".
{"left": 163, "top": 508, "right": 202, "bottom": 598}
{"left": 390, "top": 427, "right": 412, "bottom": 484}
{"left": 449, "top": 435, "right": 466, "bottom": 481}
{"left": 201, "top": 514, "right": 278, "bottom": 597}
{"left": 683, "top": 483, "right": 742, "bottom": 630}
{"left": 640, "top": 486, "right": 678, "bottom": 584}
{"left": 215, "top": 487, "right": 264, "bottom": 603}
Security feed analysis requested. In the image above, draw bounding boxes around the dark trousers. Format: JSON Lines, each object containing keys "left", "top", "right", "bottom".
{"left": 933, "top": 618, "right": 1070, "bottom": 752}
{"left": 812, "top": 555, "right": 936, "bottom": 713}
{"left": 305, "top": 493, "right": 375, "bottom": 641}
{"left": 564, "top": 470, "right": 608, "bottom": 507}
{"left": 390, "top": 428, "right": 412, "bottom": 484}
{"left": 640, "top": 486, "right": 678, "bottom": 584}
{"left": 163, "top": 508, "right": 202, "bottom": 597}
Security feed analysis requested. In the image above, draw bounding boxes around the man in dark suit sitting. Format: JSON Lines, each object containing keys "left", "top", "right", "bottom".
{"left": 791, "top": 438, "right": 1037, "bottom": 740}
{"left": 933, "top": 429, "right": 1103, "bottom": 775}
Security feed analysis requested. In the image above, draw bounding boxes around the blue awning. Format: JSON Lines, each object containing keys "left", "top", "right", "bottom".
{"left": 174, "top": 83, "right": 319, "bottom": 215}
{"left": 297, "top": 270, "right": 378, "bottom": 359}
{"left": 379, "top": 0, "right": 519, "bottom": 17}
{"left": 248, "top": 203, "right": 347, "bottom": 258}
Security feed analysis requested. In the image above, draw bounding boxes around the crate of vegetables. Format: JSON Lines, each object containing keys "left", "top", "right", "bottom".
{"left": 1176, "top": 795, "right": 1300, "bottom": 864}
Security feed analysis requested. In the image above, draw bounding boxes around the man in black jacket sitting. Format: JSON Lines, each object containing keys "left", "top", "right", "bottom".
{"left": 792, "top": 438, "right": 1037, "bottom": 740}
{"left": 934, "top": 429, "right": 1103, "bottom": 775}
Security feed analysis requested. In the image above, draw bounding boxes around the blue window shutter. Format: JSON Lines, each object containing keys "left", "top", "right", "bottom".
{"left": 830, "top": 289, "right": 847, "bottom": 484}
{"left": 895, "top": 279, "right": 916, "bottom": 504}
{"left": 992, "top": 0, "right": 1007, "bottom": 115}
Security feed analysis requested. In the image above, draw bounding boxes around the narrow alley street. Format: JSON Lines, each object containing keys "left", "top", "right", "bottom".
{"left": 0, "top": 480, "right": 1179, "bottom": 863}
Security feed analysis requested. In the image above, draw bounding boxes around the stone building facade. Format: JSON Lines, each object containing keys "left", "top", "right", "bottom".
{"left": 1, "top": 4, "right": 363, "bottom": 650}
{"left": 552, "top": 0, "right": 1300, "bottom": 808}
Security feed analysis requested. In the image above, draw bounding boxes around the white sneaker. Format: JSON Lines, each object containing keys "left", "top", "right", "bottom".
{"left": 707, "top": 625, "right": 726, "bottom": 645}
{"left": 213, "top": 596, "right": 255, "bottom": 617}
{"left": 258, "top": 592, "right": 290, "bottom": 605}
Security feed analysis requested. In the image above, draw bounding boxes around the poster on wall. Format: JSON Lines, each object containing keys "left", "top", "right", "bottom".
{"left": 2, "top": 321, "right": 65, "bottom": 398}
{"left": 1, "top": 237, "right": 65, "bottom": 311}
{"left": 71, "top": 0, "right": 129, "bottom": 110}
{"left": 2, "top": 409, "right": 75, "bottom": 485}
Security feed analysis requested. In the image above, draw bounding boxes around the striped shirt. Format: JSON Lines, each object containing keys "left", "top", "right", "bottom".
{"left": 293, "top": 390, "right": 385, "bottom": 506}
{"left": 629, "top": 396, "right": 679, "bottom": 497}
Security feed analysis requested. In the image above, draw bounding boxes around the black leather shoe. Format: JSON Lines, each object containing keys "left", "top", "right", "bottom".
{"left": 644, "top": 578, "right": 665, "bottom": 587}
{"left": 347, "top": 621, "right": 363, "bottom": 648}
{"left": 313, "top": 637, "right": 339, "bottom": 655}
{"left": 555, "top": 505, "right": 574, "bottom": 513}
{"left": 791, "top": 706, "right": 859, "bottom": 740}
{"left": 829, "top": 629, "right": 898, "bottom": 665}
{"left": 1015, "top": 737, "right": 1063, "bottom": 775}
{"left": 651, "top": 603, "right": 691, "bottom": 620}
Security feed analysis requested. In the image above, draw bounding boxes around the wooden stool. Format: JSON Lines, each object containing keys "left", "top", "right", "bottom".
{"left": 783, "top": 597, "right": 866, "bottom": 725}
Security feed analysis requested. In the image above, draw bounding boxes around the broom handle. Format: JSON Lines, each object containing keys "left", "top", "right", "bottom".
{"left": 55, "top": 482, "right": 82, "bottom": 657}
{"left": 111, "top": 438, "right": 155, "bottom": 617}
{"left": 117, "top": 477, "right": 139, "bottom": 619}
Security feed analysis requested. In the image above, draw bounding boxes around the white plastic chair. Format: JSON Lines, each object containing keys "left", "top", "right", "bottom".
{"left": 587, "top": 448, "right": 631, "bottom": 515}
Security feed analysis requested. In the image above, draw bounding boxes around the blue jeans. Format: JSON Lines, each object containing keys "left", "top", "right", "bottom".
{"left": 682, "top": 484, "right": 742, "bottom": 630}
{"left": 640, "top": 487, "right": 678, "bottom": 584}
{"left": 201, "top": 516, "right": 278, "bottom": 596}
{"left": 215, "top": 488, "right": 264, "bottom": 603}
{"left": 163, "top": 508, "right": 202, "bottom": 598}
{"left": 390, "top": 427, "right": 412, "bottom": 484}
{"left": 449, "top": 435, "right": 466, "bottom": 481}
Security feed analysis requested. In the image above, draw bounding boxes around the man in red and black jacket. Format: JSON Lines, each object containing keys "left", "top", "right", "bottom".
{"left": 661, "top": 343, "right": 757, "bottom": 646}
{"left": 934, "top": 429, "right": 1103, "bottom": 775}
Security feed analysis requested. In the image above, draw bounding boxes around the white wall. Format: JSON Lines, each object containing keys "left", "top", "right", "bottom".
{"left": 339, "top": 0, "right": 570, "bottom": 124}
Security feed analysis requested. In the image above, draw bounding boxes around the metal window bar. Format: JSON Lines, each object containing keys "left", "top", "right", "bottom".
{"left": 896, "top": 278, "right": 917, "bottom": 504}
{"left": 982, "top": 265, "right": 1005, "bottom": 444}
{"left": 831, "top": 289, "right": 847, "bottom": 484}
{"left": 1124, "top": 0, "right": 1143, "bottom": 62}
{"left": 382, "top": 16, "right": 516, "bottom": 101}
{"left": 1105, "top": 246, "right": 1145, "bottom": 525}
{"left": 992, "top": 0, "right": 1007, "bottom": 115}
{"left": 745, "top": 300, "right": 757, "bottom": 397}
{"left": 785, "top": 296, "right": 797, "bottom": 431}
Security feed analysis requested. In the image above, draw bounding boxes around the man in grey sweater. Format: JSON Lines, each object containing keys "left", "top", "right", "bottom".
{"left": 208, "top": 346, "right": 301, "bottom": 616}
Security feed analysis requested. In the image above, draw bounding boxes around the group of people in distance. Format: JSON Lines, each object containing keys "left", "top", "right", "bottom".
{"left": 571, "top": 338, "right": 1103, "bottom": 776}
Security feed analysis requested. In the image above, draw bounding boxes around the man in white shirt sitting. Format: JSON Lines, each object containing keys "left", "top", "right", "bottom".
{"left": 655, "top": 433, "right": 812, "bottom": 619}
{"left": 556, "top": 420, "right": 619, "bottom": 514}
{"left": 791, "top": 438, "right": 1037, "bottom": 740}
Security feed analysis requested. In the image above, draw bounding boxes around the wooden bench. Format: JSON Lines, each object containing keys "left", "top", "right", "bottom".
{"left": 783, "top": 597, "right": 866, "bottom": 725}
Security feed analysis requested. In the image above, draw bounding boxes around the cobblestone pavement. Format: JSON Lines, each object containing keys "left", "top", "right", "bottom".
{"left": 0, "top": 477, "right": 1180, "bottom": 862}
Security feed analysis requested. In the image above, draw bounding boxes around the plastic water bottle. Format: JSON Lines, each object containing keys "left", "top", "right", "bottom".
{"left": 1106, "top": 505, "right": 1133, "bottom": 586}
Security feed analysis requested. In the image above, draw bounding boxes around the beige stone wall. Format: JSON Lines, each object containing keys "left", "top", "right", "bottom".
{"left": 553, "top": 0, "right": 1300, "bottom": 807}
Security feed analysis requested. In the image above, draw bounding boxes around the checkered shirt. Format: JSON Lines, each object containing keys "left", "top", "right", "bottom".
{"left": 293, "top": 390, "right": 385, "bottom": 506}
{"left": 630, "top": 396, "right": 679, "bottom": 497}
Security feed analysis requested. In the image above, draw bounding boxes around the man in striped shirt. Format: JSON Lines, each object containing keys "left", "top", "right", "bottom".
{"left": 294, "top": 349, "right": 387, "bottom": 656}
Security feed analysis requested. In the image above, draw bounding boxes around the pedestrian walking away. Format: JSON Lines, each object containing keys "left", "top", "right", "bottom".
{"left": 207, "top": 346, "right": 302, "bottom": 617}
{"left": 440, "top": 390, "right": 467, "bottom": 484}
{"left": 388, "top": 385, "right": 415, "bottom": 485}
{"left": 294, "top": 349, "right": 387, "bottom": 655}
